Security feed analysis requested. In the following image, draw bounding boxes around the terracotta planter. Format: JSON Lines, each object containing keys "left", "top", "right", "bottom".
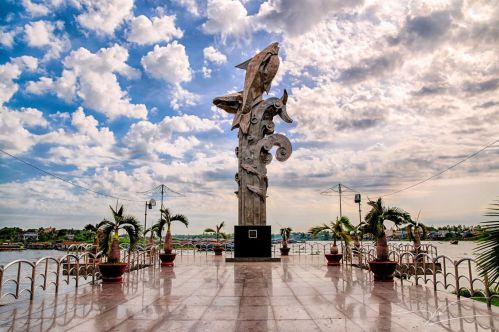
{"left": 159, "top": 253, "right": 176, "bottom": 266}
{"left": 213, "top": 246, "right": 224, "bottom": 256}
{"left": 98, "top": 263, "right": 128, "bottom": 283}
{"left": 280, "top": 247, "right": 290, "bottom": 256}
{"left": 368, "top": 261, "right": 398, "bottom": 281}
{"left": 325, "top": 253, "right": 343, "bottom": 266}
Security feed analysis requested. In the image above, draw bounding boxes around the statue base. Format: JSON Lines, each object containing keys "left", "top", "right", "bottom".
{"left": 226, "top": 257, "right": 281, "bottom": 262}
{"left": 233, "top": 225, "right": 272, "bottom": 258}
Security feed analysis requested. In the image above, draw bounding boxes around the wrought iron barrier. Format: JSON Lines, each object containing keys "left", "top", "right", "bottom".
{"left": 0, "top": 247, "right": 159, "bottom": 304}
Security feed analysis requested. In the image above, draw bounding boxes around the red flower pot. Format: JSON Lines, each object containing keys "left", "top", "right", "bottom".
{"left": 213, "top": 246, "right": 224, "bottom": 256}
{"left": 98, "top": 263, "right": 128, "bottom": 283}
{"left": 368, "top": 261, "right": 398, "bottom": 281}
{"left": 159, "top": 253, "right": 177, "bottom": 266}
{"left": 280, "top": 247, "right": 290, "bottom": 256}
{"left": 325, "top": 253, "right": 343, "bottom": 266}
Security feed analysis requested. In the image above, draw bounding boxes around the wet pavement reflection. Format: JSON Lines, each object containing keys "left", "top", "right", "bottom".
{"left": 0, "top": 255, "right": 497, "bottom": 331}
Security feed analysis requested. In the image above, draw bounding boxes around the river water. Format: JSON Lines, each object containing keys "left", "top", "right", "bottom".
{"left": 0, "top": 241, "right": 479, "bottom": 266}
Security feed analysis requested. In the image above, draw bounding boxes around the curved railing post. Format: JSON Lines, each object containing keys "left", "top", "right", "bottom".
{"left": 432, "top": 257, "right": 437, "bottom": 292}
{"left": 30, "top": 264, "right": 36, "bottom": 300}
{"left": 0, "top": 266, "right": 3, "bottom": 298}
{"left": 455, "top": 261, "right": 460, "bottom": 299}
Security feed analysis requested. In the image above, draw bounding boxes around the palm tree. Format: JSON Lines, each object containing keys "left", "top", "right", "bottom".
{"left": 406, "top": 212, "right": 427, "bottom": 253}
{"left": 475, "top": 200, "right": 499, "bottom": 285}
{"left": 84, "top": 220, "right": 107, "bottom": 253}
{"left": 309, "top": 216, "right": 353, "bottom": 254}
{"left": 98, "top": 205, "right": 142, "bottom": 263}
{"left": 280, "top": 227, "right": 292, "bottom": 248}
{"left": 143, "top": 226, "right": 156, "bottom": 245}
{"left": 204, "top": 221, "right": 227, "bottom": 243}
{"left": 153, "top": 208, "right": 188, "bottom": 254}
{"left": 359, "top": 198, "right": 411, "bottom": 262}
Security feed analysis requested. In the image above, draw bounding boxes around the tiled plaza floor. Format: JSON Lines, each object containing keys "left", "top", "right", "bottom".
{"left": 0, "top": 255, "right": 497, "bottom": 331}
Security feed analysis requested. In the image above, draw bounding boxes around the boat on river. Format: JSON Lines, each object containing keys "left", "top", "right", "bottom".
{"left": 0, "top": 243, "right": 24, "bottom": 251}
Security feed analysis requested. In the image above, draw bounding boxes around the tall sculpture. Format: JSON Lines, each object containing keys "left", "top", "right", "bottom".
{"left": 213, "top": 42, "right": 293, "bottom": 258}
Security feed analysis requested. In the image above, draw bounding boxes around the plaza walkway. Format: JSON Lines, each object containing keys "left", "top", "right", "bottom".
{"left": 0, "top": 255, "right": 497, "bottom": 331}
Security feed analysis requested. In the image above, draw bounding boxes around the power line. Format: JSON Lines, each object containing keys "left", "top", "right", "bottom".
{"left": 382, "top": 138, "right": 499, "bottom": 197}
{"left": 0, "top": 148, "right": 144, "bottom": 203}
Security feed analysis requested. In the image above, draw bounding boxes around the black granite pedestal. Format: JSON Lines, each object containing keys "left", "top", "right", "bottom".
{"left": 225, "top": 225, "right": 280, "bottom": 262}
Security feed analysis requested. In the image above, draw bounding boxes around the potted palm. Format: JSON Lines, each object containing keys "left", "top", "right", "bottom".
{"left": 280, "top": 227, "right": 292, "bottom": 256}
{"left": 98, "top": 205, "right": 141, "bottom": 283}
{"left": 350, "top": 226, "right": 362, "bottom": 256}
{"left": 359, "top": 198, "right": 411, "bottom": 281}
{"left": 406, "top": 214, "right": 427, "bottom": 256}
{"left": 153, "top": 208, "right": 188, "bottom": 266}
{"left": 204, "top": 222, "right": 227, "bottom": 255}
{"left": 309, "top": 216, "right": 353, "bottom": 266}
{"left": 475, "top": 200, "right": 499, "bottom": 288}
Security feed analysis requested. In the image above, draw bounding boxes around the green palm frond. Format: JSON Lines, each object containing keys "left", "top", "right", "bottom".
{"left": 220, "top": 232, "right": 228, "bottom": 240}
{"left": 171, "top": 214, "right": 189, "bottom": 227}
{"left": 280, "top": 227, "right": 292, "bottom": 240}
{"left": 204, "top": 228, "right": 216, "bottom": 233}
{"left": 362, "top": 198, "right": 411, "bottom": 239}
{"left": 475, "top": 201, "right": 499, "bottom": 285}
{"left": 308, "top": 224, "right": 331, "bottom": 239}
{"left": 153, "top": 219, "right": 166, "bottom": 238}
{"left": 84, "top": 224, "right": 96, "bottom": 232}
{"left": 98, "top": 222, "right": 115, "bottom": 256}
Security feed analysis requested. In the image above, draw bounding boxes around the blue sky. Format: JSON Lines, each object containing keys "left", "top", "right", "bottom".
{"left": 1, "top": 0, "right": 498, "bottom": 233}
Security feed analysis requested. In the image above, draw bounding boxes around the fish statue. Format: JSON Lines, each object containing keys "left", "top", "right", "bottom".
{"left": 232, "top": 42, "right": 280, "bottom": 134}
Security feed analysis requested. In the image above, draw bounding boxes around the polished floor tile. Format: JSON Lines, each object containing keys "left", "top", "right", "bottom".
{"left": 0, "top": 255, "right": 497, "bottom": 332}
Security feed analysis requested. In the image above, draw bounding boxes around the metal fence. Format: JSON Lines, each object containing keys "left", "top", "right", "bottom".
{"left": 0, "top": 246, "right": 158, "bottom": 304}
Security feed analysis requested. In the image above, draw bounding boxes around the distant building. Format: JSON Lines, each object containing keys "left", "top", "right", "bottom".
{"left": 23, "top": 231, "right": 39, "bottom": 241}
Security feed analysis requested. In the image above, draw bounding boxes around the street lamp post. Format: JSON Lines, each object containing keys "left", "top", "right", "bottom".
{"left": 144, "top": 199, "right": 156, "bottom": 241}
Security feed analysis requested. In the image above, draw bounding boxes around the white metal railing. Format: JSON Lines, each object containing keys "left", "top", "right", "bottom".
{"left": 0, "top": 246, "right": 159, "bottom": 304}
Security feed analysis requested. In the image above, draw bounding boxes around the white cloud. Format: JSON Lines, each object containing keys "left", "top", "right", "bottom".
{"left": 127, "top": 15, "right": 183, "bottom": 45}
{"left": 76, "top": 0, "right": 133, "bottom": 36}
{"left": 0, "top": 107, "right": 47, "bottom": 154}
{"left": 203, "top": 46, "right": 227, "bottom": 64}
{"left": 173, "top": 0, "right": 200, "bottom": 16}
{"left": 201, "top": 0, "right": 363, "bottom": 40}
{"left": 22, "top": 0, "right": 50, "bottom": 17}
{"left": 141, "top": 42, "right": 192, "bottom": 84}
{"left": 38, "top": 108, "right": 118, "bottom": 170}
{"left": 202, "top": 0, "right": 250, "bottom": 39}
{"left": 26, "top": 45, "right": 147, "bottom": 120}
{"left": 24, "top": 20, "right": 70, "bottom": 60}
{"left": 0, "top": 27, "right": 21, "bottom": 48}
{"left": 123, "top": 114, "right": 222, "bottom": 158}
{"left": 0, "top": 56, "right": 38, "bottom": 106}
{"left": 170, "top": 84, "right": 200, "bottom": 110}
{"left": 202, "top": 66, "right": 212, "bottom": 78}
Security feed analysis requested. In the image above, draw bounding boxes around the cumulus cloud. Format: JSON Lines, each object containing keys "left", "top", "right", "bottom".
{"left": 170, "top": 84, "right": 200, "bottom": 110}
{"left": 0, "top": 56, "right": 38, "bottom": 106}
{"left": 0, "top": 27, "right": 22, "bottom": 48}
{"left": 202, "top": 0, "right": 250, "bottom": 39}
{"left": 173, "top": 0, "right": 200, "bottom": 16}
{"left": 141, "top": 42, "right": 192, "bottom": 84}
{"left": 27, "top": 45, "right": 147, "bottom": 120}
{"left": 0, "top": 107, "right": 47, "bottom": 154}
{"left": 76, "top": 0, "right": 133, "bottom": 36}
{"left": 203, "top": 46, "right": 227, "bottom": 64}
{"left": 24, "top": 20, "right": 70, "bottom": 60}
{"left": 38, "top": 107, "right": 118, "bottom": 170}
{"left": 123, "top": 114, "right": 222, "bottom": 158}
{"left": 127, "top": 15, "right": 183, "bottom": 45}
{"left": 202, "top": 0, "right": 364, "bottom": 39}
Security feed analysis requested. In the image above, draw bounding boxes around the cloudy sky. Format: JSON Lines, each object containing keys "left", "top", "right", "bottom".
{"left": 0, "top": 0, "right": 498, "bottom": 234}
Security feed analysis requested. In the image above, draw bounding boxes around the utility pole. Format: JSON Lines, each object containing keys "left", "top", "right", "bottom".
{"left": 321, "top": 183, "right": 356, "bottom": 219}
{"left": 338, "top": 184, "right": 342, "bottom": 217}
{"left": 355, "top": 193, "right": 362, "bottom": 224}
